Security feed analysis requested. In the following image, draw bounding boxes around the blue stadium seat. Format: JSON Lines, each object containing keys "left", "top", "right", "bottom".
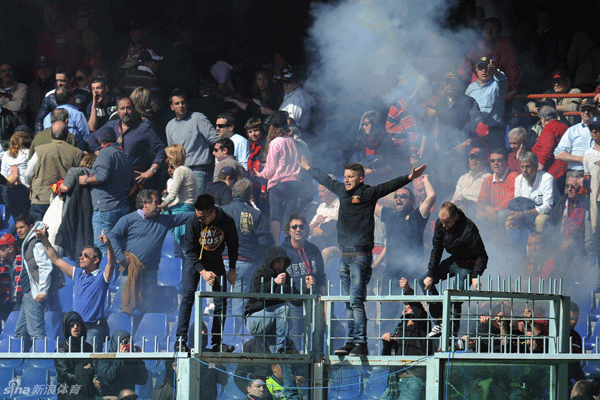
{"left": 106, "top": 286, "right": 124, "bottom": 314}
{"left": 106, "top": 312, "right": 134, "bottom": 335}
{"left": 152, "top": 286, "right": 178, "bottom": 315}
{"left": 2, "top": 311, "right": 20, "bottom": 337}
{"left": 157, "top": 258, "right": 182, "bottom": 289}
{"left": 133, "top": 313, "right": 168, "bottom": 352}
{"left": 58, "top": 280, "right": 74, "bottom": 313}
{"left": 161, "top": 232, "right": 175, "bottom": 258}
{"left": 0, "top": 366, "right": 15, "bottom": 392}
{"left": 328, "top": 365, "right": 364, "bottom": 399}
{"left": 23, "top": 338, "right": 57, "bottom": 369}
{"left": 585, "top": 320, "right": 600, "bottom": 351}
{"left": 18, "top": 366, "right": 49, "bottom": 390}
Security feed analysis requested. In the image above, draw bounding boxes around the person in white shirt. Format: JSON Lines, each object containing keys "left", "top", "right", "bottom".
{"left": 451, "top": 147, "right": 491, "bottom": 216}
{"left": 309, "top": 182, "right": 340, "bottom": 265}
{"left": 507, "top": 151, "right": 558, "bottom": 232}
{"left": 1, "top": 128, "right": 32, "bottom": 232}
{"left": 279, "top": 71, "right": 316, "bottom": 132}
{"left": 215, "top": 112, "right": 249, "bottom": 170}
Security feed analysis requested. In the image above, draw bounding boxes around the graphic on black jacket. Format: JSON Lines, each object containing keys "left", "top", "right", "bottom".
{"left": 199, "top": 226, "right": 225, "bottom": 251}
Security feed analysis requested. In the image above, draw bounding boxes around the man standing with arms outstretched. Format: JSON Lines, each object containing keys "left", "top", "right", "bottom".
{"left": 299, "top": 156, "right": 425, "bottom": 356}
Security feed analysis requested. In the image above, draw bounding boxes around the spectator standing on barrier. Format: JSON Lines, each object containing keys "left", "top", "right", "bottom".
{"left": 381, "top": 278, "right": 432, "bottom": 400}
{"left": 222, "top": 179, "right": 273, "bottom": 334}
{"left": 108, "top": 189, "right": 193, "bottom": 314}
{"left": 55, "top": 311, "right": 99, "bottom": 400}
{"left": 555, "top": 99, "right": 598, "bottom": 171}
{"left": 166, "top": 89, "right": 218, "bottom": 196}
{"left": 35, "top": 225, "right": 114, "bottom": 352}
{"left": 420, "top": 201, "right": 488, "bottom": 337}
{"left": 299, "top": 156, "right": 426, "bottom": 356}
{"left": 175, "top": 194, "right": 238, "bottom": 353}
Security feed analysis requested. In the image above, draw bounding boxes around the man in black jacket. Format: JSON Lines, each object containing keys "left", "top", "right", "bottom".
{"left": 55, "top": 311, "right": 99, "bottom": 400}
{"left": 299, "top": 156, "right": 426, "bottom": 356}
{"left": 420, "top": 202, "right": 488, "bottom": 337}
{"left": 175, "top": 194, "right": 238, "bottom": 353}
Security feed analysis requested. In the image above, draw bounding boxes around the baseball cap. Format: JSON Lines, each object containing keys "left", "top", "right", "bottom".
{"left": 469, "top": 147, "right": 485, "bottom": 158}
{"left": 476, "top": 56, "right": 493, "bottom": 68}
{"left": 0, "top": 234, "right": 16, "bottom": 247}
{"left": 98, "top": 130, "right": 117, "bottom": 144}
{"left": 219, "top": 166, "right": 237, "bottom": 178}
{"left": 580, "top": 98, "right": 597, "bottom": 111}
{"left": 551, "top": 69, "right": 568, "bottom": 80}
{"left": 589, "top": 115, "right": 600, "bottom": 130}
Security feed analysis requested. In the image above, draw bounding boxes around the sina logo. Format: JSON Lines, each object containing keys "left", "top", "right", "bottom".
{"left": 4, "top": 377, "right": 23, "bottom": 396}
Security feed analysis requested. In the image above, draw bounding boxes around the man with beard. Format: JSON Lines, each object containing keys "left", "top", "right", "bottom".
{"left": 88, "top": 97, "right": 165, "bottom": 190}
{"left": 374, "top": 175, "right": 436, "bottom": 332}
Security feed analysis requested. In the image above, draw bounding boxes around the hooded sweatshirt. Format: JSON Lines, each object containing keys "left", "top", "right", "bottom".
{"left": 184, "top": 206, "right": 238, "bottom": 275}
{"left": 55, "top": 311, "right": 97, "bottom": 400}
{"left": 95, "top": 330, "right": 148, "bottom": 396}
{"left": 245, "top": 246, "right": 299, "bottom": 316}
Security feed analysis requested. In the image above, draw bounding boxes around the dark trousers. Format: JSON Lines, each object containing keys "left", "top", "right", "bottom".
{"left": 176, "top": 265, "right": 226, "bottom": 347}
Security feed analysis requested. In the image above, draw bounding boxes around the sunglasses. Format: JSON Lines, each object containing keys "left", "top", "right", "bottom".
{"left": 394, "top": 193, "right": 411, "bottom": 199}
{"left": 216, "top": 124, "right": 231, "bottom": 129}
{"left": 489, "top": 158, "right": 504, "bottom": 163}
{"left": 0, "top": 68, "right": 12, "bottom": 73}
{"left": 79, "top": 252, "right": 92, "bottom": 259}
{"left": 566, "top": 184, "right": 579, "bottom": 189}
{"left": 291, "top": 224, "right": 305, "bottom": 230}
{"left": 213, "top": 146, "right": 222, "bottom": 151}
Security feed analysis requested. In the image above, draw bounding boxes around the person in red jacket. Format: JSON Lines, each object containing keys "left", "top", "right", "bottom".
{"left": 532, "top": 106, "right": 569, "bottom": 193}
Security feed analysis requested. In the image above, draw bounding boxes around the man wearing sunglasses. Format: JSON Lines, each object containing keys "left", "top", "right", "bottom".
{"left": 35, "top": 224, "right": 115, "bottom": 352}
{"left": 215, "top": 112, "right": 249, "bottom": 170}
{"left": 374, "top": 175, "right": 436, "bottom": 332}
{"left": 555, "top": 98, "right": 599, "bottom": 171}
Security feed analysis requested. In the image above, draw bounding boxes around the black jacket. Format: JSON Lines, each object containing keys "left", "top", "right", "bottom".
{"left": 206, "top": 180, "right": 233, "bottom": 206}
{"left": 55, "top": 311, "right": 98, "bottom": 400}
{"left": 184, "top": 206, "right": 239, "bottom": 275}
{"left": 245, "top": 246, "right": 300, "bottom": 316}
{"left": 428, "top": 209, "right": 488, "bottom": 277}
{"left": 307, "top": 167, "right": 411, "bottom": 250}
{"left": 222, "top": 197, "right": 273, "bottom": 263}
{"left": 95, "top": 330, "right": 148, "bottom": 396}
{"left": 282, "top": 237, "right": 326, "bottom": 292}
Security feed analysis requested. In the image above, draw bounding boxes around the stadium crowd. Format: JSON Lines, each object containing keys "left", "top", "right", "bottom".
{"left": 0, "top": 1, "right": 599, "bottom": 399}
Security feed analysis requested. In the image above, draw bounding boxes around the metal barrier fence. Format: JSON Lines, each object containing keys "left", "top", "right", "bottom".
{"left": 0, "top": 275, "right": 596, "bottom": 399}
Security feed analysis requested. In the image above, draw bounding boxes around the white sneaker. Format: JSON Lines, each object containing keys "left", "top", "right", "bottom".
{"left": 428, "top": 324, "right": 442, "bottom": 337}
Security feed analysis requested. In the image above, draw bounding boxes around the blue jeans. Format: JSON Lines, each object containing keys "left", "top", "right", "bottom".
{"left": 339, "top": 253, "right": 372, "bottom": 344}
{"left": 85, "top": 317, "right": 109, "bottom": 352}
{"left": 246, "top": 302, "right": 290, "bottom": 353}
{"left": 418, "top": 257, "right": 474, "bottom": 321}
{"left": 92, "top": 204, "right": 129, "bottom": 255}
{"left": 15, "top": 292, "right": 46, "bottom": 344}
{"left": 192, "top": 169, "right": 207, "bottom": 198}
{"left": 381, "top": 373, "right": 425, "bottom": 400}
{"left": 225, "top": 259, "right": 255, "bottom": 334}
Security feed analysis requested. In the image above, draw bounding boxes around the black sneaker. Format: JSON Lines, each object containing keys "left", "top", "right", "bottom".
{"left": 334, "top": 343, "right": 355, "bottom": 356}
{"left": 211, "top": 343, "right": 235, "bottom": 352}
{"left": 349, "top": 343, "right": 368, "bottom": 356}
{"left": 174, "top": 340, "right": 190, "bottom": 353}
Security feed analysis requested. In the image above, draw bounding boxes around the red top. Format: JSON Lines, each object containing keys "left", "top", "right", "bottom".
{"left": 531, "top": 119, "right": 569, "bottom": 179}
